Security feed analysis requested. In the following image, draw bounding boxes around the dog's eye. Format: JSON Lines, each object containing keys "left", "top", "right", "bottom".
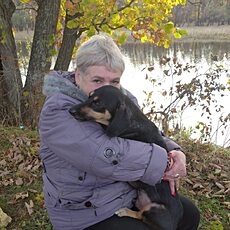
{"left": 93, "top": 100, "right": 101, "bottom": 106}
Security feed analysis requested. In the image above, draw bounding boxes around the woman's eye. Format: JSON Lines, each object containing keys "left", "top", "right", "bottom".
{"left": 112, "top": 81, "right": 120, "bottom": 85}
{"left": 93, "top": 79, "right": 102, "bottom": 84}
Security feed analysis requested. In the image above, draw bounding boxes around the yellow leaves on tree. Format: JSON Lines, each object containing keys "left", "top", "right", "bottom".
{"left": 62, "top": 0, "right": 187, "bottom": 47}
{"left": 19, "top": 0, "right": 32, "bottom": 3}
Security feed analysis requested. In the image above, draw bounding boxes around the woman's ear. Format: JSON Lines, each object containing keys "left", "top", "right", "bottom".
{"left": 75, "top": 69, "right": 81, "bottom": 85}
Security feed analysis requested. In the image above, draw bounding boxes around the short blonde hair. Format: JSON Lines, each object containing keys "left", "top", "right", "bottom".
{"left": 75, "top": 34, "right": 125, "bottom": 74}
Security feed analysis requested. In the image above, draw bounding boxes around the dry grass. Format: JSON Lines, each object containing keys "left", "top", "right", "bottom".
{"left": 178, "top": 25, "right": 230, "bottom": 42}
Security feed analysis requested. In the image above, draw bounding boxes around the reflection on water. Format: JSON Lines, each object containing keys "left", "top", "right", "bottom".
{"left": 120, "top": 42, "right": 230, "bottom": 147}
{"left": 122, "top": 41, "right": 230, "bottom": 66}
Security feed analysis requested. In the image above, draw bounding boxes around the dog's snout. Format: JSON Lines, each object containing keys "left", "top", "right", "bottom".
{"left": 69, "top": 105, "right": 90, "bottom": 121}
{"left": 69, "top": 106, "right": 78, "bottom": 115}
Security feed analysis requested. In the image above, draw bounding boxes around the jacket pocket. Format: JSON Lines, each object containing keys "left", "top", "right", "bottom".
{"left": 44, "top": 189, "right": 89, "bottom": 210}
{"left": 43, "top": 174, "right": 93, "bottom": 210}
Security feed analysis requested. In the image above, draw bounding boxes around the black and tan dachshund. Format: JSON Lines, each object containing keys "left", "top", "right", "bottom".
{"left": 69, "top": 85, "right": 183, "bottom": 230}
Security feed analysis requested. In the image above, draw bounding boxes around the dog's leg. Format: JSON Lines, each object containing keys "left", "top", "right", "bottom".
{"left": 115, "top": 202, "right": 166, "bottom": 220}
{"left": 115, "top": 208, "right": 143, "bottom": 220}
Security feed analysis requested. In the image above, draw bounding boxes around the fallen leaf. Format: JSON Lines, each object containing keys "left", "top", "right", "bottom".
{"left": 209, "top": 163, "right": 222, "bottom": 169}
{"left": 220, "top": 173, "right": 228, "bottom": 178}
{"left": 25, "top": 200, "right": 34, "bottom": 215}
{"left": 223, "top": 181, "right": 230, "bottom": 185}
{"left": 212, "top": 194, "right": 225, "bottom": 198}
{"left": 0, "top": 207, "right": 12, "bottom": 227}
{"left": 15, "top": 192, "right": 28, "bottom": 200}
{"left": 0, "top": 170, "right": 10, "bottom": 177}
{"left": 193, "top": 183, "right": 204, "bottom": 189}
{"left": 195, "top": 164, "right": 203, "bottom": 172}
{"left": 15, "top": 177, "right": 23, "bottom": 186}
{"left": 0, "top": 159, "right": 7, "bottom": 166}
{"left": 215, "top": 182, "right": 225, "bottom": 190}
{"left": 189, "top": 190, "right": 196, "bottom": 195}
{"left": 184, "top": 178, "right": 194, "bottom": 185}
{"left": 214, "top": 169, "right": 222, "bottom": 175}
{"left": 224, "top": 188, "right": 230, "bottom": 195}
{"left": 222, "top": 202, "right": 230, "bottom": 208}
{"left": 28, "top": 189, "right": 38, "bottom": 193}
{"left": 207, "top": 173, "right": 216, "bottom": 180}
{"left": 189, "top": 171, "right": 200, "bottom": 177}
{"left": 2, "top": 179, "right": 14, "bottom": 186}
{"left": 214, "top": 189, "right": 225, "bottom": 195}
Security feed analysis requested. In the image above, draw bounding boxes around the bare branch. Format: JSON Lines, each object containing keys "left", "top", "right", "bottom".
{"left": 117, "top": 0, "right": 135, "bottom": 11}
{"left": 95, "top": 0, "right": 136, "bottom": 31}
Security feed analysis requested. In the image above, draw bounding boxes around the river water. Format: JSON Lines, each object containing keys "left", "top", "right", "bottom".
{"left": 20, "top": 40, "right": 230, "bottom": 147}
{"left": 119, "top": 41, "right": 230, "bottom": 147}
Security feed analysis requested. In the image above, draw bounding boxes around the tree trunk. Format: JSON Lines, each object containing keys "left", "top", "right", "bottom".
{"left": 22, "top": 0, "right": 61, "bottom": 127}
{"left": 195, "top": 3, "right": 201, "bottom": 26}
{"left": 54, "top": 13, "right": 84, "bottom": 71}
{"left": 0, "top": 0, "right": 22, "bottom": 125}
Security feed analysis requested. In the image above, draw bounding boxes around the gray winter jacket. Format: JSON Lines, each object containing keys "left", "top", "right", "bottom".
{"left": 39, "top": 71, "right": 182, "bottom": 230}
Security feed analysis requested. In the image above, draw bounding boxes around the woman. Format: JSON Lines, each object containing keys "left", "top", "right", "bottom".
{"left": 39, "top": 34, "right": 200, "bottom": 230}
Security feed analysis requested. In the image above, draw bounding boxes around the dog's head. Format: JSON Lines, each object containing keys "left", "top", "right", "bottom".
{"left": 69, "top": 85, "right": 126, "bottom": 126}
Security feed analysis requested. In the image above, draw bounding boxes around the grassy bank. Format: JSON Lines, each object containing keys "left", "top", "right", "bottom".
{"left": 0, "top": 126, "right": 229, "bottom": 229}
{"left": 0, "top": 127, "right": 51, "bottom": 230}
{"left": 177, "top": 25, "right": 230, "bottom": 42}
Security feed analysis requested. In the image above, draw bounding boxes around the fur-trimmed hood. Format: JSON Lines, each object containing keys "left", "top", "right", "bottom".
{"left": 42, "top": 70, "right": 88, "bottom": 101}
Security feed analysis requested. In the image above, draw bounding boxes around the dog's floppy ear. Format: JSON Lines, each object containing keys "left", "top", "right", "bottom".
{"left": 106, "top": 102, "right": 132, "bottom": 137}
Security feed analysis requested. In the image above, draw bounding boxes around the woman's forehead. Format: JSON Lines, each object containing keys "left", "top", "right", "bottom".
{"left": 85, "top": 65, "right": 122, "bottom": 79}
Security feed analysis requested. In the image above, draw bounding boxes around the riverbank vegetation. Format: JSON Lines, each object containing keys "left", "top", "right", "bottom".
{"left": 177, "top": 25, "right": 230, "bottom": 42}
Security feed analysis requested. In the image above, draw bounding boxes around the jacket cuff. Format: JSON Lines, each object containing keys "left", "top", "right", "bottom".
{"left": 140, "top": 144, "right": 167, "bottom": 186}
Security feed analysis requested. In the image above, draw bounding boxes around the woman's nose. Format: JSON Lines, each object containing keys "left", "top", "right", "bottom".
{"left": 102, "top": 82, "right": 111, "bottom": 86}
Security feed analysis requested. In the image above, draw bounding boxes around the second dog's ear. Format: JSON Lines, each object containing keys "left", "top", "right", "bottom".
{"left": 106, "top": 102, "right": 131, "bottom": 137}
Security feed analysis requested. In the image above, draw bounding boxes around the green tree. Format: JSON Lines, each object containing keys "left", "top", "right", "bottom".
{"left": 22, "top": 0, "right": 61, "bottom": 127}
{"left": 0, "top": 0, "right": 22, "bottom": 125}
{"left": 55, "top": 0, "right": 187, "bottom": 70}
{"left": 0, "top": 0, "right": 186, "bottom": 127}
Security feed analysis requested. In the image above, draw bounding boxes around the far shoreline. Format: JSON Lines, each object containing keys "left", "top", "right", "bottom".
{"left": 15, "top": 25, "right": 230, "bottom": 43}
{"left": 175, "top": 25, "right": 230, "bottom": 42}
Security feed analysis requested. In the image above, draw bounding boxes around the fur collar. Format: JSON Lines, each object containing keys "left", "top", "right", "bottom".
{"left": 42, "top": 71, "right": 88, "bottom": 101}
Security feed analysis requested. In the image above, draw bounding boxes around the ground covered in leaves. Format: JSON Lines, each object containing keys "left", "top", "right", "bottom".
{"left": 0, "top": 126, "right": 229, "bottom": 230}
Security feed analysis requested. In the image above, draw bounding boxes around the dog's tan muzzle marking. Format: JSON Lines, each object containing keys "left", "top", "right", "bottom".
{"left": 81, "top": 106, "right": 111, "bottom": 126}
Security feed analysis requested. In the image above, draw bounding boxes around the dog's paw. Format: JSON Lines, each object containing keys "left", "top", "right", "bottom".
{"left": 115, "top": 208, "right": 131, "bottom": 217}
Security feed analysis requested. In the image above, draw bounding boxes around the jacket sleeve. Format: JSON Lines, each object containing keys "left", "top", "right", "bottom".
{"left": 39, "top": 93, "right": 168, "bottom": 186}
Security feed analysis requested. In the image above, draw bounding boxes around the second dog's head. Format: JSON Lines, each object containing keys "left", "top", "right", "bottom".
{"left": 69, "top": 85, "right": 127, "bottom": 127}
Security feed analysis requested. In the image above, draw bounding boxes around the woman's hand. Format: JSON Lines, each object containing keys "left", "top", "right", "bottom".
{"left": 163, "top": 150, "right": 186, "bottom": 196}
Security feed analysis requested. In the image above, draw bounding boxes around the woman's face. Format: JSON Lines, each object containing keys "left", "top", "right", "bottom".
{"left": 75, "top": 65, "right": 122, "bottom": 95}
